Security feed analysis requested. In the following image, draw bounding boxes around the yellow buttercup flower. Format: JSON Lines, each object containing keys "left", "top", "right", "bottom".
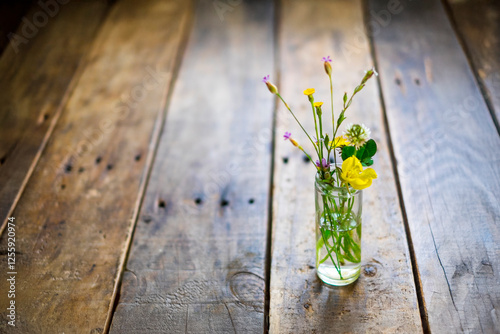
{"left": 313, "top": 102, "right": 323, "bottom": 108}
{"left": 303, "top": 88, "right": 315, "bottom": 96}
{"left": 331, "top": 136, "right": 349, "bottom": 148}
{"left": 340, "top": 156, "right": 377, "bottom": 190}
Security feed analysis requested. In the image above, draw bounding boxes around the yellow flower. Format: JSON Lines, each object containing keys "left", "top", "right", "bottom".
{"left": 313, "top": 102, "right": 323, "bottom": 108}
{"left": 340, "top": 156, "right": 377, "bottom": 190}
{"left": 303, "top": 88, "right": 315, "bottom": 96}
{"left": 330, "top": 136, "right": 349, "bottom": 148}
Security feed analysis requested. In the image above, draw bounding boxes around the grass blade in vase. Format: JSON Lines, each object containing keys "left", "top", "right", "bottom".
{"left": 263, "top": 57, "right": 378, "bottom": 286}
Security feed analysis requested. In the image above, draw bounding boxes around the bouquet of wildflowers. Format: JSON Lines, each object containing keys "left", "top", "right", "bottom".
{"left": 263, "top": 57, "right": 378, "bottom": 282}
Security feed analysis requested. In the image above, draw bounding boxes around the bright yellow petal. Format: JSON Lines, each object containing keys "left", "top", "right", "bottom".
{"left": 349, "top": 177, "right": 373, "bottom": 190}
{"left": 331, "top": 136, "right": 349, "bottom": 148}
{"left": 303, "top": 88, "right": 315, "bottom": 95}
{"left": 341, "top": 157, "right": 376, "bottom": 190}
{"left": 313, "top": 102, "right": 323, "bottom": 107}
{"left": 350, "top": 168, "right": 377, "bottom": 190}
{"left": 361, "top": 168, "right": 377, "bottom": 179}
{"left": 342, "top": 156, "right": 362, "bottom": 173}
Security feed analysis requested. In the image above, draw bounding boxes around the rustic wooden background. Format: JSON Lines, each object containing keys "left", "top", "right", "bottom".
{"left": 0, "top": 0, "right": 499, "bottom": 333}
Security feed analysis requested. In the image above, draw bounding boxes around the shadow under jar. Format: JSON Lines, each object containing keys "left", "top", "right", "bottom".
{"left": 315, "top": 173, "right": 362, "bottom": 286}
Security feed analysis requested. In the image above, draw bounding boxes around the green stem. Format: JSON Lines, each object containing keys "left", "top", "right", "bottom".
{"left": 276, "top": 93, "right": 319, "bottom": 156}
{"left": 329, "top": 72, "right": 339, "bottom": 186}
{"left": 329, "top": 74, "right": 334, "bottom": 135}
{"left": 310, "top": 100, "right": 322, "bottom": 162}
{"left": 319, "top": 228, "right": 341, "bottom": 273}
{"left": 322, "top": 195, "right": 344, "bottom": 278}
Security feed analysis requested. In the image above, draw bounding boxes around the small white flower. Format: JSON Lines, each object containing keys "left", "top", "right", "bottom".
{"left": 343, "top": 123, "right": 371, "bottom": 149}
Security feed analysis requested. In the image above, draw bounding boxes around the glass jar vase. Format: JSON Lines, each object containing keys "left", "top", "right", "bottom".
{"left": 315, "top": 173, "right": 362, "bottom": 286}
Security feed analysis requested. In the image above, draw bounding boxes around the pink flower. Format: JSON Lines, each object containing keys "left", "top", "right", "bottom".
{"left": 315, "top": 158, "right": 330, "bottom": 169}
{"left": 283, "top": 132, "right": 291, "bottom": 140}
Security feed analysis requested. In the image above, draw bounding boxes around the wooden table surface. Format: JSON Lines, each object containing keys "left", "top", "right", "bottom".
{"left": 0, "top": 0, "right": 499, "bottom": 333}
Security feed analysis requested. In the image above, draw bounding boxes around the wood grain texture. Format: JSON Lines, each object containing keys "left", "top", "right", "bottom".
{"left": 269, "top": 0, "right": 422, "bottom": 333}
{"left": 109, "top": 0, "right": 275, "bottom": 332}
{"left": 0, "top": 0, "right": 191, "bottom": 332}
{"left": 0, "top": 0, "right": 109, "bottom": 229}
{"left": 369, "top": 0, "right": 500, "bottom": 332}
{"left": 446, "top": 0, "right": 500, "bottom": 126}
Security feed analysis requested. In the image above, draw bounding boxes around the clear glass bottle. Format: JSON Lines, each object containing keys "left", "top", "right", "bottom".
{"left": 315, "top": 173, "right": 362, "bottom": 286}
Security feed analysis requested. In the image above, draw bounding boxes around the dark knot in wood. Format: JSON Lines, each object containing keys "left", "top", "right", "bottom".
{"left": 229, "top": 272, "right": 264, "bottom": 312}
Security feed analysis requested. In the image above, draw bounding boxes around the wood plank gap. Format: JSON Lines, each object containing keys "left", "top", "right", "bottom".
{"left": 361, "top": 1, "right": 430, "bottom": 332}
{"left": 103, "top": 5, "right": 196, "bottom": 333}
{"left": 0, "top": 2, "right": 114, "bottom": 236}
{"left": 264, "top": 1, "right": 281, "bottom": 332}
{"left": 439, "top": 0, "right": 500, "bottom": 137}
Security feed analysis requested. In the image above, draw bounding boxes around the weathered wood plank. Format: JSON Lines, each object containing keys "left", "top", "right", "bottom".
{"left": 369, "top": 0, "right": 500, "bottom": 332}
{"left": 109, "top": 0, "right": 275, "bottom": 332}
{"left": 0, "top": 0, "right": 109, "bottom": 228}
{"left": 446, "top": 0, "right": 500, "bottom": 126}
{"left": 269, "top": 0, "right": 422, "bottom": 333}
{"left": 0, "top": 0, "right": 191, "bottom": 332}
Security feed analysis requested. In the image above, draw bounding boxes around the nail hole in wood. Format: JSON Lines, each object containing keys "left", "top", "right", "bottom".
{"left": 195, "top": 198, "right": 203, "bottom": 205}
{"left": 303, "top": 156, "right": 309, "bottom": 163}
{"left": 106, "top": 164, "right": 113, "bottom": 170}
{"left": 395, "top": 78, "right": 401, "bottom": 86}
{"left": 248, "top": 198, "right": 254, "bottom": 204}
{"left": 0, "top": 156, "right": 6, "bottom": 165}
{"left": 65, "top": 164, "right": 72, "bottom": 173}
{"left": 158, "top": 199, "right": 166, "bottom": 208}
{"left": 283, "top": 157, "right": 289, "bottom": 164}
{"left": 143, "top": 215, "right": 152, "bottom": 223}
{"left": 414, "top": 78, "right": 420, "bottom": 85}
{"left": 78, "top": 167, "right": 85, "bottom": 173}
{"left": 134, "top": 154, "right": 141, "bottom": 162}
{"left": 43, "top": 113, "right": 49, "bottom": 121}
{"left": 364, "top": 266, "right": 377, "bottom": 277}
{"left": 61, "top": 184, "right": 66, "bottom": 190}
{"left": 221, "top": 199, "right": 229, "bottom": 207}
{"left": 95, "top": 156, "right": 102, "bottom": 164}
